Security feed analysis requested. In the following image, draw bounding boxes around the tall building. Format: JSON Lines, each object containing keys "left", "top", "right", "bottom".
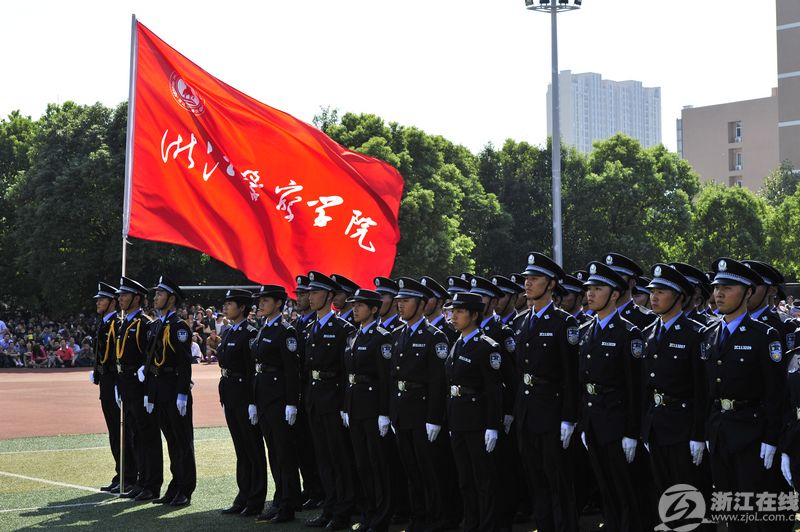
{"left": 677, "top": 0, "right": 800, "bottom": 191}
{"left": 546, "top": 70, "right": 662, "bottom": 153}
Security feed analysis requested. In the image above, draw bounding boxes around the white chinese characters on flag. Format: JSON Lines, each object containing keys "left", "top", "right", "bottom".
{"left": 128, "top": 22, "right": 404, "bottom": 289}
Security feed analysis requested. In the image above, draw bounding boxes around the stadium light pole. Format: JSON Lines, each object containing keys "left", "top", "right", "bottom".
{"left": 524, "top": 0, "right": 581, "bottom": 267}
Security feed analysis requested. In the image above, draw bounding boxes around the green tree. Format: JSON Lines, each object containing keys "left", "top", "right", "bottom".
{"left": 759, "top": 160, "right": 799, "bottom": 208}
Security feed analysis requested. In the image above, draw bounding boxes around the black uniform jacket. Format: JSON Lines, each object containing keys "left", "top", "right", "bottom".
{"left": 445, "top": 333, "right": 502, "bottom": 432}
{"left": 343, "top": 320, "right": 392, "bottom": 420}
{"left": 251, "top": 316, "right": 300, "bottom": 408}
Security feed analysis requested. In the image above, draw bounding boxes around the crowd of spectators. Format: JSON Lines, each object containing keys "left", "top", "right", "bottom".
{"left": 0, "top": 298, "right": 297, "bottom": 369}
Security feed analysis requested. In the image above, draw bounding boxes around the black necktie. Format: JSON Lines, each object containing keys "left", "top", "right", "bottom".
{"left": 657, "top": 324, "right": 666, "bottom": 343}
{"left": 528, "top": 313, "right": 537, "bottom": 333}
{"left": 592, "top": 323, "right": 601, "bottom": 341}
{"left": 719, "top": 326, "right": 729, "bottom": 346}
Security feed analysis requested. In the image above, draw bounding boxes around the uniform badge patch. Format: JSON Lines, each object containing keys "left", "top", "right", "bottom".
{"left": 787, "top": 333, "right": 796, "bottom": 351}
{"left": 177, "top": 329, "right": 189, "bottom": 343}
{"left": 504, "top": 337, "right": 516, "bottom": 353}
{"left": 286, "top": 337, "right": 298, "bottom": 352}
{"left": 490, "top": 352, "right": 501, "bottom": 370}
{"left": 381, "top": 344, "right": 393, "bottom": 360}
{"left": 630, "top": 339, "right": 644, "bottom": 358}
{"left": 567, "top": 327, "right": 579, "bottom": 345}
{"left": 435, "top": 343, "right": 449, "bottom": 359}
{"left": 769, "top": 341, "right": 783, "bottom": 363}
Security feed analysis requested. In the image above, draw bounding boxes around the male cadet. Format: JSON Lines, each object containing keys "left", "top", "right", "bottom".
{"left": 702, "top": 258, "right": 787, "bottom": 529}
{"left": 374, "top": 277, "right": 401, "bottom": 331}
{"left": 217, "top": 289, "right": 267, "bottom": 517}
{"left": 509, "top": 274, "right": 530, "bottom": 315}
{"left": 304, "top": 272, "right": 357, "bottom": 530}
{"left": 603, "top": 253, "right": 658, "bottom": 330}
{"left": 492, "top": 275, "right": 523, "bottom": 327}
{"left": 292, "top": 275, "right": 324, "bottom": 511}
{"left": 578, "top": 261, "right": 644, "bottom": 532}
{"left": 421, "top": 276, "right": 459, "bottom": 345}
{"left": 572, "top": 271, "right": 591, "bottom": 315}
{"left": 742, "top": 260, "right": 796, "bottom": 354}
{"left": 512, "top": 252, "right": 580, "bottom": 532}
{"left": 145, "top": 276, "right": 195, "bottom": 506}
{"left": 115, "top": 277, "right": 162, "bottom": 500}
{"left": 91, "top": 282, "right": 135, "bottom": 492}
{"left": 331, "top": 274, "right": 359, "bottom": 327}
{"left": 670, "top": 262, "right": 715, "bottom": 326}
{"left": 639, "top": 265, "right": 707, "bottom": 502}
{"left": 251, "top": 284, "right": 301, "bottom": 523}
{"left": 390, "top": 277, "right": 449, "bottom": 532}
{"left": 632, "top": 277, "right": 652, "bottom": 309}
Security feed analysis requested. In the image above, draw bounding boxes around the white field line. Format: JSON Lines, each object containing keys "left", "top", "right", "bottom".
{"left": 0, "top": 470, "right": 103, "bottom": 493}
{"left": 0, "top": 499, "right": 121, "bottom": 514}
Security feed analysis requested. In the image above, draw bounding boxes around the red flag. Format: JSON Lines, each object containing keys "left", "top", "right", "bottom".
{"left": 128, "top": 21, "right": 404, "bottom": 290}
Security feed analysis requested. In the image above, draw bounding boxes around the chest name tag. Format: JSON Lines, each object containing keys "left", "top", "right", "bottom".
{"left": 733, "top": 345, "right": 752, "bottom": 351}
{"left": 412, "top": 343, "right": 426, "bottom": 348}
{"left": 227, "top": 342, "right": 236, "bottom": 347}
{"left": 323, "top": 334, "right": 336, "bottom": 339}
{"left": 539, "top": 332, "right": 554, "bottom": 337}
{"left": 458, "top": 356, "right": 471, "bottom": 363}
{"left": 668, "top": 343, "right": 686, "bottom": 349}
{"left": 261, "top": 338, "right": 272, "bottom": 343}
{"left": 601, "top": 341, "right": 616, "bottom": 347}
{"left": 357, "top": 346, "right": 367, "bottom": 351}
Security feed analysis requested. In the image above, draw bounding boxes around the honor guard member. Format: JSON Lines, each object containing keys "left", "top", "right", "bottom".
{"left": 742, "top": 260, "right": 796, "bottom": 354}
{"left": 444, "top": 292, "right": 503, "bottom": 532}
{"left": 374, "top": 277, "right": 401, "bottom": 331}
{"left": 559, "top": 274, "right": 589, "bottom": 326}
{"left": 421, "top": 276, "right": 459, "bottom": 345}
{"left": 513, "top": 252, "right": 580, "bottom": 532}
{"left": 217, "top": 288, "right": 267, "bottom": 517}
{"left": 669, "top": 262, "right": 715, "bottom": 326}
{"left": 304, "top": 272, "right": 357, "bottom": 530}
{"left": 703, "top": 258, "right": 788, "bottom": 529}
{"left": 780, "top": 348, "right": 800, "bottom": 493}
{"left": 390, "top": 277, "right": 449, "bottom": 532}
{"left": 292, "top": 275, "right": 325, "bottom": 512}
{"left": 91, "top": 282, "right": 135, "bottom": 493}
{"left": 603, "top": 253, "right": 658, "bottom": 330}
{"left": 640, "top": 265, "right": 708, "bottom": 502}
{"left": 331, "top": 274, "right": 360, "bottom": 326}
{"left": 249, "top": 284, "right": 301, "bottom": 523}
{"left": 146, "top": 276, "right": 195, "bottom": 506}
{"left": 573, "top": 271, "right": 591, "bottom": 315}
{"left": 578, "top": 262, "right": 645, "bottom": 532}
{"left": 632, "top": 277, "right": 652, "bottom": 309}
{"left": 508, "top": 274, "right": 529, "bottom": 315}
{"left": 492, "top": 275, "right": 524, "bottom": 327}
{"left": 115, "top": 277, "right": 162, "bottom": 500}
{"left": 446, "top": 275, "right": 471, "bottom": 297}
{"left": 343, "top": 289, "right": 394, "bottom": 532}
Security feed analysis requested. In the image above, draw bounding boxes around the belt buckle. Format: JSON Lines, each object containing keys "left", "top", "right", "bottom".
{"left": 523, "top": 373, "right": 532, "bottom": 386}
{"left": 398, "top": 381, "right": 407, "bottom": 392}
{"left": 653, "top": 392, "right": 664, "bottom": 407}
{"left": 720, "top": 398, "right": 734, "bottom": 411}
{"left": 450, "top": 385, "right": 461, "bottom": 397}
{"left": 586, "top": 383, "right": 597, "bottom": 395}
{"left": 116, "top": 363, "right": 122, "bottom": 373}
{"left": 312, "top": 370, "right": 321, "bottom": 380}
{"left": 348, "top": 374, "right": 356, "bottom": 385}
{"left": 255, "top": 363, "right": 262, "bottom": 373}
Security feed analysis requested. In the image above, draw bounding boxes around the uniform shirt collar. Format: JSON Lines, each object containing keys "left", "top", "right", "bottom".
{"left": 360, "top": 319, "right": 377, "bottom": 334}
{"left": 572, "top": 309, "right": 583, "bottom": 319}
{"left": 230, "top": 319, "right": 246, "bottom": 331}
{"left": 660, "top": 312, "right": 681, "bottom": 331}
{"left": 317, "top": 311, "right": 335, "bottom": 328}
{"left": 533, "top": 302, "right": 553, "bottom": 319}
{"left": 502, "top": 312, "right": 515, "bottom": 325}
{"left": 480, "top": 314, "right": 496, "bottom": 329}
{"left": 723, "top": 312, "right": 748, "bottom": 335}
{"left": 160, "top": 310, "right": 175, "bottom": 323}
{"left": 597, "top": 311, "right": 616, "bottom": 330}
{"left": 750, "top": 305, "right": 769, "bottom": 320}
{"left": 382, "top": 314, "right": 397, "bottom": 327}
{"left": 340, "top": 308, "right": 353, "bottom": 320}
{"left": 429, "top": 314, "right": 445, "bottom": 327}
{"left": 265, "top": 314, "right": 282, "bottom": 327}
{"left": 408, "top": 317, "right": 425, "bottom": 333}
{"left": 617, "top": 299, "right": 633, "bottom": 315}
{"left": 461, "top": 328, "right": 480, "bottom": 344}
{"left": 103, "top": 311, "right": 117, "bottom": 323}
{"left": 126, "top": 309, "right": 140, "bottom": 322}
{"left": 302, "top": 311, "right": 315, "bottom": 323}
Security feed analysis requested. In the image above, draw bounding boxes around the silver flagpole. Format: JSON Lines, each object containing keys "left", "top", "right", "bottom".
{"left": 119, "top": 12, "right": 138, "bottom": 498}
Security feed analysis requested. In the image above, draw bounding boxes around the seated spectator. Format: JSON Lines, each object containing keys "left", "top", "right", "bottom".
{"left": 31, "top": 343, "right": 48, "bottom": 368}
{"left": 24, "top": 341, "right": 34, "bottom": 367}
{"left": 205, "top": 329, "right": 220, "bottom": 363}
{"left": 215, "top": 313, "right": 229, "bottom": 334}
{"left": 54, "top": 339, "right": 74, "bottom": 368}
{"left": 6, "top": 340, "right": 24, "bottom": 367}
{"left": 68, "top": 337, "right": 81, "bottom": 355}
{"left": 191, "top": 333, "right": 202, "bottom": 364}
{"left": 73, "top": 341, "right": 94, "bottom": 367}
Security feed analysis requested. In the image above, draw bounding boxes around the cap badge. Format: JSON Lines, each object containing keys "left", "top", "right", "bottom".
{"left": 309, "top": 272, "right": 315, "bottom": 280}
{"left": 589, "top": 264, "right": 597, "bottom": 274}
{"left": 718, "top": 260, "right": 727, "bottom": 272}
{"left": 606, "top": 255, "right": 613, "bottom": 265}
{"left": 375, "top": 279, "right": 381, "bottom": 286}
{"left": 471, "top": 278, "right": 477, "bottom": 287}
{"left": 421, "top": 278, "right": 427, "bottom": 286}
{"left": 398, "top": 279, "right": 405, "bottom": 288}
{"left": 654, "top": 266, "right": 662, "bottom": 278}
{"left": 528, "top": 254, "right": 535, "bottom": 265}
{"left": 492, "top": 278, "right": 498, "bottom": 285}
{"left": 448, "top": 278, "right": 454, "bottom": 286}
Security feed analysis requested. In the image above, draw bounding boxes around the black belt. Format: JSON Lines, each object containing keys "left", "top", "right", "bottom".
{"left": 652, "top": 390, "right": 688, "bottom": 407}
{"left": 221, "top": 368, "right": 244, "bottom": 378}
{"left": 714, "top": 398, "right": 757, "bottom": 412}
{"left": 397, "top": 380, "right": 425, "bottom": 391}
{"left": 149, "top": 366, "right": 176, "bottom": 376}
{"left": 522, "top": 373, "right": 552, "bottom": 387}
{"left": 449, "top": 384, "right": 478, "bottom": 397}
{"left": 585, "top": 383, "right": 616, "bottom": 396}
{"left": 348, "top": 374, "right": 373, "bottom": 384}
{"left": 116, "top": 363, "right": 139, "bottom": 374}
{"left": 310, "top": 370, "right": 337, "bottom": 381}
{"left": 255, "top": 363, "right": 280, "bottom": 374}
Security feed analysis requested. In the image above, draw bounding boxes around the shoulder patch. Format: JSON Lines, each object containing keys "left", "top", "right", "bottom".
{"left": 177, "top": 329, "right": 189, "bottom": 343}
{"left": 482, "top": 335, "right": 499, "bottom": 348}
{"left": 435, "top": 342, "right": 449, "bottom": 359}
{"left": 504, "top": 336, "right": 516, "bottom": 353}
{"left": 630, "top": 339, "right": 644, "bottom": 358}
{"left": 769, "top": 341, "right": 783, "bottom": 363}
{"left": 567, "top": 326, "right": 579, "bottom": 345}
{"left": 286, "top": 337, "right": 298, "bottom": 352}
{"left": 381, "top": 343, "right": 393, "bottom": 359}
{"left": 489, "top": 352, "right": 501, "bottom": 370}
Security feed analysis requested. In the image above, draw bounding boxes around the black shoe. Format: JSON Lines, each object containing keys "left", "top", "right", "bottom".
{"left": 134, "top": 489, "right": 158, "bottom": 501}
{"left": 302, "top": 498, "right": 324, "bottom": 511}
{"left": 100, "top": 482, "right": 119, "bottom": 492}
{"left": 325, "top": 519, "right": 350, "bottom": 531}
{"left": 120, "top": 486, "right": 143, "bottom": 499}
{"left": 305, "top": 514, "right": 332, "bottom": 527}
{"left": 169, "top": 494, "right": 190, "bottom": 507}
{"left": 240, "top": 507, "right": 261, "bottom": 516}
{"left": 258, "top": 505, "right": 279, "bottom": 520}
{"left": 152, "top": 493, "right": 176, "bottom": 504}
{"left": 258, "top": 512, "right": 295, "bottom": 523}
{"left": 221, "top": 505, "right": 245, "bottom": 515}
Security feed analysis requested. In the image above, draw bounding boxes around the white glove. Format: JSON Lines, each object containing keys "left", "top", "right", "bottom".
{"left": 143, "top": 395, "right": 154, "bottom": 414}
{"left": 88, "top": 370, "right": 95, "bottom": 383}
{"left": 782, "top": 453, "right": 793, "bottom": 488}
{"left": 560, "top": 421, "right": 575, "bottom": 449}
{"left": 690, "top": 440, "right": 704, "bottom": 466}
{"left": 581, "top": 432, "right": 588, "bottom": 450}
{"left": 503, "top": 415, "right": 514, "bottom": 434}
{"left": 378, "top": 415, "right": 390, "bottom": 437}
{"left": 426, "top": 423, "right": 441, "bottom": 442}
{"left": 622, "top": 437, "right": 637, "bottom": 464}
{"left": 644, "top": 442, "right": 650, "bottom": 452}
{"left": 248, "top": 404, "right": 258, "bottom": 425}
{"left": 285, "top": 405, "right": 297, "bottom": 426}
{"left": 485, "top": 429, "right": 498, "bottom": 453}
{"left": 706, "top": 440, "right": 710, "bottom": 452}
{"left": 136, "top": 365, "right": 145, "bottom": 383}
{"left": 114, "top": 385, "right": 121, "bottom": 409}
{"left": 176, "top": 394, "right": 188, "bottom": 417}
{"left": 340, "top": 411, "right": 349, "bottom": 428}
{"left": 761, "top": 442, "right": 776, "bottom": 470}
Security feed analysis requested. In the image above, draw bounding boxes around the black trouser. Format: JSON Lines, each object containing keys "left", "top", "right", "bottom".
{"left": 296, "top": 402, "right": 323, "bottom": 501}
{"left": 258, "top": 400, "right": 300, "bottom": 514}
{"left": 519, "top": 428, "right": 577, "bottom": 532}
{"left": 436, "top": 429, "right": 463, "bottom": 528}
{"left": 383, "top": 428, "right": 410, "bottom": 520}
{"left": 585, "top": 430, "right": 642, "bottom": 532}
{"left": 349, "top": 416, "right": 392, "bottom": 532}
{"left": 158, "top": 394, "right": 196, "bottom": 499}
{"left": 395, "top": 426, "right": 444, "bottom": 530}
{"left": 121, "top": 382, "right": 162, "bottom": 493}
{"left": 224, "top": 401, "right": 267, "bottom": 510}
{"left": 308, "top": 409, "right": 356, "bottom": 521}
{"left": 98, "top": 373, "right": 135, "bottom": 485}
{"left": 450, "top": 430, "right": 496, "bottom": 532}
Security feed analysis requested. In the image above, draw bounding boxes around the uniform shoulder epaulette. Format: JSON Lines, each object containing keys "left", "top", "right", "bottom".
{"left": 642, "top": 318, "right": 659, "bottom": 335}
{"left": 426, "top": 323, "right": 442, "bottom": 336}
{"left": 376, "top": 326, "right": 389, "bottom": 335}
{"left": 622, "top": 318, "right": 640, "bottom": 333}
{"left": 579, "top": 317, "right": 594, "bottom": 331}
{"left": 683, "top": 316, "right": 705, "bottom": 333}
{"left": 480, "top": 334, "right": 499, "bottom": 348}
{"left": 749, "top": 318, "right": 773, "bottom": 335}
{"left": 552, "top": 306, "right": 573, "bottom": 321}
{"left": 391, "top": 324, "right": 405, "bottom": 335}
{"left": 246, "top": 323, "right": 258, "bottom": 333}
{"left": 140, "top": 313, "right": 154, "bottom": 322}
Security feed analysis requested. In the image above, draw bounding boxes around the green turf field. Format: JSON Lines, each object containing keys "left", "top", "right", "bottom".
{"left": 0, "top": 426, "right": 306, "bottom": 531}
